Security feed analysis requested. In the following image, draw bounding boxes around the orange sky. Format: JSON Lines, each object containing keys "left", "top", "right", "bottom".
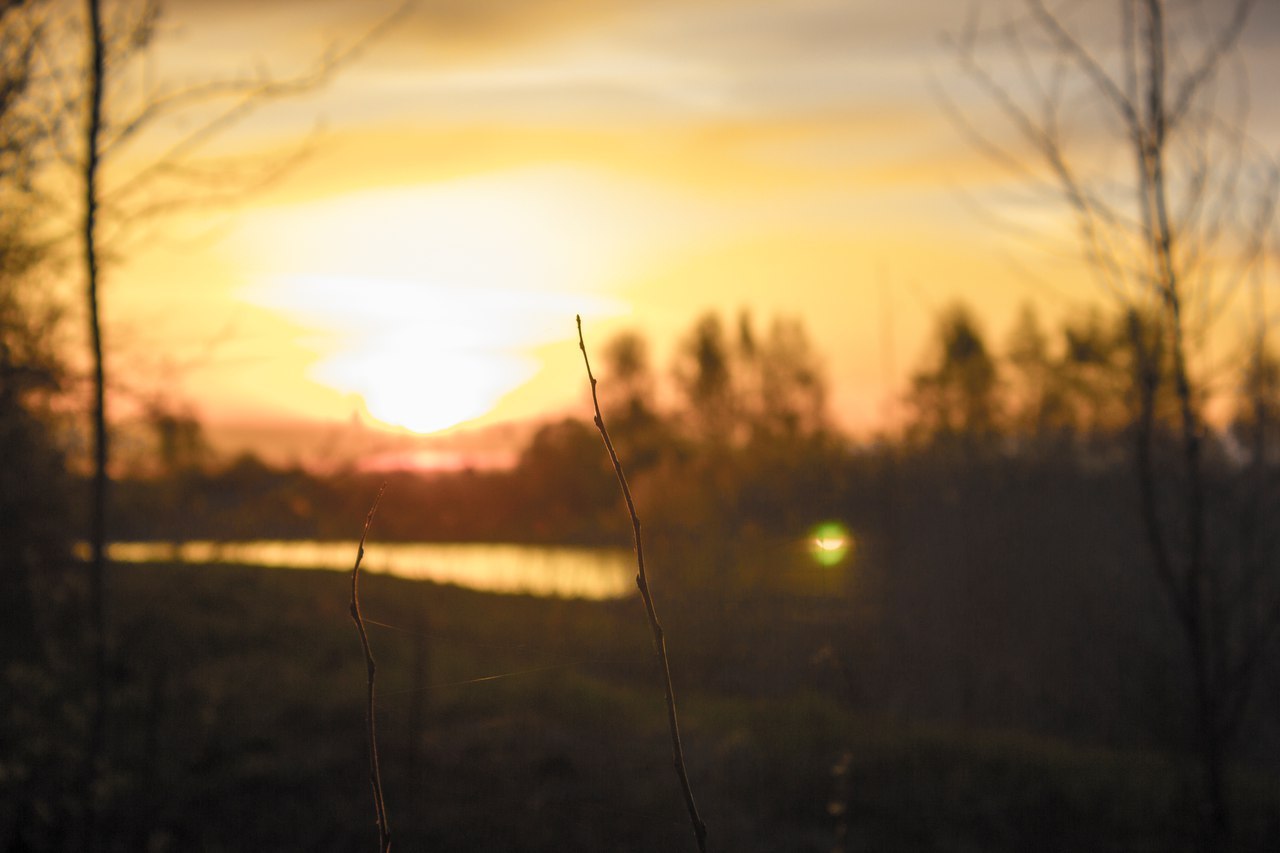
{"left": 86, "top": 0, "right": 1280, "bottom": 447}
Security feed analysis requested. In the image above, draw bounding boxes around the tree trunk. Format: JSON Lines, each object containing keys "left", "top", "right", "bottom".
{"left": 1134, "top": 4, "right": 1227, "bottom": 846}
{"left": 81, "top": 0, "right": 108, "bottom": 848}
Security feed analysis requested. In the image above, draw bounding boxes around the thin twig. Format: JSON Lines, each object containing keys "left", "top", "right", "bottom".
{"left": 576, "top": 315, "right": 708, "bottom": 853}
{"left": 350, "top": 483, "right": 391, "bottom": 853}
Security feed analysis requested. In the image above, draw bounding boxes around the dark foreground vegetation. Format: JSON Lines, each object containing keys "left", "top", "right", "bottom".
{"left": 7, "top": 562, "right": 1280, "bottom": 852}
{"left": 9, "top": 301, "right": 1280, "bottom": 850}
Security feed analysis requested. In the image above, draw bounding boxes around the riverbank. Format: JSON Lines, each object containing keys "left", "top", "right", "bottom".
{"left": 8, "top": 562, "right": 1280, "bottom": 851}
{"left": 77, "top": 539, "right": 635, "bottom": 598}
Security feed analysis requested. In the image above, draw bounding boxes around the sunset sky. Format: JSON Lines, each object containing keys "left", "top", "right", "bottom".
{"left": 88, "top": 0, "right": 1280, "bottom": 451}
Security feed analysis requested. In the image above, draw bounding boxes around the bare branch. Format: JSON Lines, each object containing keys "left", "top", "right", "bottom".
{"left": 103, "top": 68, "right": 326, "bottom": 205}
{"left": 1128, "top": 312, "right": 1192, "bottom": 624}
{"left": 24, "top": 11, "right": 82, "bottom": 172}
{"left": 349, "top": 483, "right": 391, "bottom": 853}
{"left": 1200, "top": 155, "right": 1279, "bottom": 333}
{"left": 100, "top": 1, "right": 410, "bottom": 231}
{"left": 98, "top": 131, "right": 318, "bottom": 256}
{"left": 1167, "top": 0, "right": 1257, "bottom": 131}
{"left": 1027, "top": 0, "right": 1140, "bottom": 133}
{"left": 101, "top": 72, "right": 288, "bottom": 157}
{"left": 576, "top": 314, "right": 707, "bottom": 853}
{"left": 946, "top": 30, "right": 1135, "bottom": 301}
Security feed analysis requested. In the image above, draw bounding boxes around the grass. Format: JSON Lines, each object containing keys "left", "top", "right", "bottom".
{"left": 47, "top": 560, "right": 1278, "bottom": 852}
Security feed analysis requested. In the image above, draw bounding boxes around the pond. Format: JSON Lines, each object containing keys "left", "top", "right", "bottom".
{"left": 96, "top": 540, "right": 636, "bottom": 600}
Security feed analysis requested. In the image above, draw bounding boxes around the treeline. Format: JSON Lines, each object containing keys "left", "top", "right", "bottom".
{"left": 110, "top": 300, "right": 1272, "bottom": 557}
{"left": 11, "top": 286, "right": 1280, "bottom": 785}
{"left": 107, "top": 309, "right": 841, "bottom": 548}
{"left": 72, "top": 303, "right": 1280, "bottom": 763}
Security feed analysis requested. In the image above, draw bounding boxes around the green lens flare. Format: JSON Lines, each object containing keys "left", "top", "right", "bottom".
{"left": 809, "top": 522, "right": 852, "bottom": 567}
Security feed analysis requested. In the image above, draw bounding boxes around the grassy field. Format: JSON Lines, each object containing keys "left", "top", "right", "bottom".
{"left": 13, "top": 561, "right": 1280, "bottom": 852}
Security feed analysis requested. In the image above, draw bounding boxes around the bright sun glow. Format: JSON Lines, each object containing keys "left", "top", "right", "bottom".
{"left": 258, "top": 276, "right": 600, "bottom": 433}
{"left": 233, "top": 168, "right": 669, "bottom": 433}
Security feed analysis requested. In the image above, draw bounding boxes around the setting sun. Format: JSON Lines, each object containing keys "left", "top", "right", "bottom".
{"left": 251, "top": 274, "right": 595, "bottom": 434}
{"left": 231, "top": 169, "right": 647, "bottom": 432}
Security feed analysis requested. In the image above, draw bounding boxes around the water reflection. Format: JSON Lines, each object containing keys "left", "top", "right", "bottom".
{"left": 96, "top": 541, "right": 635, "bottom": 600}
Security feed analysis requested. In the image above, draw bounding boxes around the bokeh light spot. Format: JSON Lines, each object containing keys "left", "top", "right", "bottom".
{"left": 809, "top": 522, "right": 852, "bottom": 567}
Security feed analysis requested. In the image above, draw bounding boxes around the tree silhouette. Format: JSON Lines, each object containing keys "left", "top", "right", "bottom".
{"left": 908, "top": 303, "right": 1001, "bottom": 448}
{"left": 673, "top": 311, "right": 737, "bottom": 444}
{"left": 952, "top": 1, "right": 1280, "bottom": 845}
{"left": 41, "top": 1, "right": 404, "bottom": 844}
{"left": 672, "top": 309, "right": 830, "bottom": 451}
{"left": 0, "top": 0, "right": 66, "bottom": 671}
{"left": 600, "top": 329, "right": 669, "bottom": 472}
{"left": 1004, "top": 303, "right": 1057, "bottom": 440}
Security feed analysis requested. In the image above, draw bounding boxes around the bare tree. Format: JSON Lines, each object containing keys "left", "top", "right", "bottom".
{"left": 0, "top": 1, "right": 65, "bottom": 673}
{"left": 80, "top": 12, "right": 106, "bottom": 845}
{"left": 10, "top": 0, "right": 405, "bottom": 844}
{"left": 948, "top": 1, "right": 1278, "bottom": 848}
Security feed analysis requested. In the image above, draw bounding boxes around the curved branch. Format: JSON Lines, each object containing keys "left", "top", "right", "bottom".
{"left": 1167, "top": 0, "right": 1257, "bottom": 131}
{"left": 956, "top": 50, "right": 1131, "bottom": 298}
{"left": 577, "top": 315, "right": 707, "bottom": 853}
{"left": 349, "top": 483, "right": 391, "bottom": 853}
{"left": 1027, "top": 0, "right": 1139, "bottom": 133}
